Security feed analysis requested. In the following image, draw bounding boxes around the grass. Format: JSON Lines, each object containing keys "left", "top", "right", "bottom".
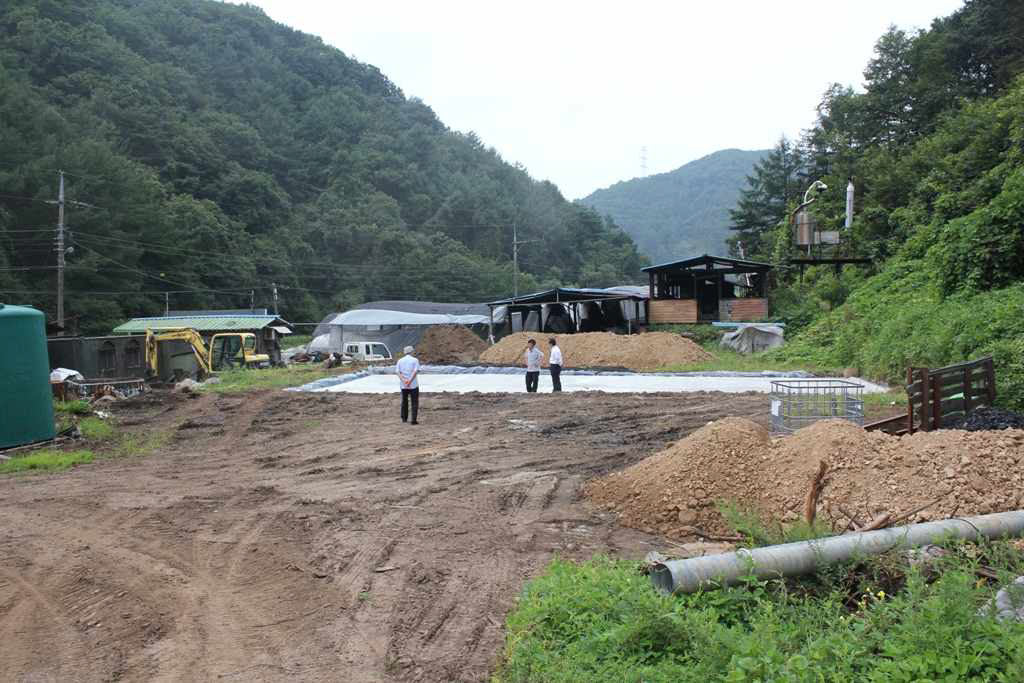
{"left": 0, "top": 449, "right": 95, "bottom": 474}
{"left": 78, "top": 416, "right": 115, "bottom": 441}
{"left": 659, "top": 346, "right": 843, "bottom": 375}
{"left": 54, "top": 399, "right": 91, "bottom": 415}
{"left": 201, "top": 364, "right": 354, "bottom": 394}
{"left": 496, "top": 545, "right": 1024, "bottom": 683}
{"left": 283, "top": 333, "right": 313, "bottom": 348}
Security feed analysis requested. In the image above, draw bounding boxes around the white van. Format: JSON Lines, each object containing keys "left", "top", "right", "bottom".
{"left": 342, "top": 342, "right": 393, "bottom": 362}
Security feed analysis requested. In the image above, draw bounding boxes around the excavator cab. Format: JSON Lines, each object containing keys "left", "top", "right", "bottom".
{"left": 210, "top": 333, "right": 268, "bottom": 370}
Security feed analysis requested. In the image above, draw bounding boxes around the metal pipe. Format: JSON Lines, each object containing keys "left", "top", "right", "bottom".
{"left": 650, "top": 511, "right": 1024, "bottom": 594}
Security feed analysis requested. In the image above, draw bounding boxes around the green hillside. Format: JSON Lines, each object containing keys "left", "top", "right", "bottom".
{"left": 740, "top": 0, "right": 1024, "bottom": 408}
{"left": 0, "top": 0, "right": 645, "bottom": 333}
{"left": 578, "top": 149, "right": 767, "bottom": 261}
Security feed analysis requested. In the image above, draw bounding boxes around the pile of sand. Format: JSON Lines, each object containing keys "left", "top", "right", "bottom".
{"left": 585, "top": 418, "right": 1024, "bottom": 539}
{"left": 415, "top": 325, "right": 489, "bottom": 365}
{"left": 478, "top": 331, "right": 712, "bottom": 372}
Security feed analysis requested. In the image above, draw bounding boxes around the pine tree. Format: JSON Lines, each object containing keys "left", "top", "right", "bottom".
{"left": 727, "top": 136, "right": 804, "bottom": 260}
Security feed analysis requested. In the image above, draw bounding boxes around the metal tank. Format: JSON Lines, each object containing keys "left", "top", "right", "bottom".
{"left": 0, "top": 304, "right": 56, "bottom": 449}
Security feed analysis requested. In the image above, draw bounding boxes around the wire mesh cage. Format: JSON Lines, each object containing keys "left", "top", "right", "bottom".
{"left": 770, "top": 378, "right": 865, "bottom": 434}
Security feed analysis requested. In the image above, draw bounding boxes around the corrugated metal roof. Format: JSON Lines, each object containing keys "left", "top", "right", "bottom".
{"left": 112, "top": 315, "right": 289, "bottom": 334}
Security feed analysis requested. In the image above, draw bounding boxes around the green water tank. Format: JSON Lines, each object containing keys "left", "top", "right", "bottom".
{"left": 0, "top": 304, "right": 56, "bottom": 448}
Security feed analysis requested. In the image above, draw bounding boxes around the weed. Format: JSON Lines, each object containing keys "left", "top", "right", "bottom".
{"left": 717, "top": 501, "right": 834, "bottom": 547}
{"left": 54, "top": 399, "right": 91, "bottom": 415}
{"left": 0, "top": 450, "right": 95, "bottom": 474}
{"left": 78, "top": 416, "right": 115, "bottom": 441}
{"left": 659, "top": 347, "right": 842, "bottom": 375}
{"left": 200, "top": 365, "right": 354, "bottom": 394}
{"left": 496, "top": 546, "right": 1024, "bottom": 682}
{"left": 113, "top": 429, "right": 172, "bottom": 458}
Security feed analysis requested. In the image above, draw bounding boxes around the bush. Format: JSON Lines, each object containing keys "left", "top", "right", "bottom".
{"left": 497, "top": 549, "right": 1024, "bottom": 682}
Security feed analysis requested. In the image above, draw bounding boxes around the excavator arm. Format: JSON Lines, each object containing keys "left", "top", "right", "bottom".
{"left": 145, "top": 328, "right": 213, "bottom": 379}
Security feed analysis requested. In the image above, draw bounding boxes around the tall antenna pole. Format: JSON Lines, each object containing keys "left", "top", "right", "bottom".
{"left": 56, "top": 170, "right": 66, "bottom": 332}
{"left": 272, "top": 282, "right": 279, "bottom": 315}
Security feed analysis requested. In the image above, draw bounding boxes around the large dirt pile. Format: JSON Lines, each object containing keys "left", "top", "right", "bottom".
{"left": 415, "top": 325, "right": 489, "bottom": 365}
{"left": 586, "top": 418, "right": 1024, "bottom": 538}
{"left": 478, "top": 331, "right": 712, "bottom": 372}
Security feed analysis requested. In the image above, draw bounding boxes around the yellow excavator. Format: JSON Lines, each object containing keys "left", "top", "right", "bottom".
{"left": 144, "top": 328, "right": 270, "bottom": 380}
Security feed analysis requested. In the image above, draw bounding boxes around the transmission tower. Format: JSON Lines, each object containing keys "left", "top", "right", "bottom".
{"left": 640, "top": 146, "right": 648, "bottom": 176}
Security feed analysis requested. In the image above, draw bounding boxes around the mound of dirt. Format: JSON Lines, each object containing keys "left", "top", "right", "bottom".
{"left": 585, "top": 418, "right": 1024, "bottom": 539}
{"left": 416, "top": 325, "right": 489, "bottom": 365}
{"left": 478, "top": 331, "right": 712, "bottom": 372}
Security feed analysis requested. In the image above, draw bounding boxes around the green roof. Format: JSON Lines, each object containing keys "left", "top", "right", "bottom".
{"left": 112, "top": 314, "right": 290, "bottom": 334}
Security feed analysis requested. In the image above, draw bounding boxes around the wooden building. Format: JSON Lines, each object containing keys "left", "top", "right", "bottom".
{"left": 643, "top": 254, "right": 773, "bottom": 324}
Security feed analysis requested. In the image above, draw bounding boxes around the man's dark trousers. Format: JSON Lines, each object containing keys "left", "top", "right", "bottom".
{"left": 525, "top": 371, "right": 539, "bottom": 393}
{"left": 401, "top": 388, "right": 419, "bottom": 422}
{"left": 549, "top": 364, "right": 562, "bottom": 392}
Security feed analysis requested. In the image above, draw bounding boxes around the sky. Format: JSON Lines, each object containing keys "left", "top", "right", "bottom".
{"left": 231, "top": 0, "right": 964, "bottom": 200}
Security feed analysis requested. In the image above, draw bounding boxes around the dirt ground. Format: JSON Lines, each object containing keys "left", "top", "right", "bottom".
{"left": 0, "top": 388, "right": 766, "bottom": 682}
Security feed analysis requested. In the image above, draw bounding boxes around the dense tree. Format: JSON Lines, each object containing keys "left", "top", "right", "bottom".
{"left": 0, "top": 0, "right": 645, "bottom": 333}
{"left": 726, "top": 137, "right": 804, "bottom": 260}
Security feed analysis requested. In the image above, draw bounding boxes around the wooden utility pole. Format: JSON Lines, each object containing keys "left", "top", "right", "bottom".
{"left": 512, "top": 223, "right": 536, "bottom": 301}
{"left": 55, "top": 170, "right": 66, "bottom": 331}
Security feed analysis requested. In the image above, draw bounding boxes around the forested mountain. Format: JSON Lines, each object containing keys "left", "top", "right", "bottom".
{"left": 0, "top": 0, "right": 645, "bottom": 333}
{"left": 578, "top": 149, "right": 767, "bottom": 261}
{"left": 735, "top": 0, "right": 1024, "bottom": 407}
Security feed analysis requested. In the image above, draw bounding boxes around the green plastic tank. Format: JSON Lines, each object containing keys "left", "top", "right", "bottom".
{"left": 0, "top": 304, "right": 56, "bottom": 448}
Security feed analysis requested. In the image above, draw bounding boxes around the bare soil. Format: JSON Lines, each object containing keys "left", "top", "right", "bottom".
{"left": 415, "top": 325, "right": 488, "bottom": 365}
{"left": 587, "top": 417, "right": 1024, "bottom": 537}
{"left": 479, "top": 331, "right": 712, "bottom": 371}
{"left": 0, "top": 388, "right": 765, "bottom": 682}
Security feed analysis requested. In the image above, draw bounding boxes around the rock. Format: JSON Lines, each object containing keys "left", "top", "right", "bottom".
{"left": 676, "top": 509, "right": 697, "bottom": 525}
{"left": 202, "top": 376, "right": 223, "bottom": 385}
{"left": 173, "top": 378, "right": 201, "bottom": 393}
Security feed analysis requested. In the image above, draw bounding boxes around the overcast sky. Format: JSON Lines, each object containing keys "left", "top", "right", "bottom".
{"left": 232, "top": 0, "right": 964, "bottom": 199}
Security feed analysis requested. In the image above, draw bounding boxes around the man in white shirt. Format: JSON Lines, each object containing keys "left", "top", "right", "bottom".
{"left": 547, "top": 337, "right": 563, "bottom": 392}
{"left": 523, "top": 338, "right": 543, "bottom": 393}
{"left": 396, "top": 345, "right": 420, "bottom": 424}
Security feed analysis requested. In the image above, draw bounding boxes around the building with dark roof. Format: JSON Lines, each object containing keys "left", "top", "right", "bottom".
{"left": 642, "top": 254, "right": 774, "bottom": 323}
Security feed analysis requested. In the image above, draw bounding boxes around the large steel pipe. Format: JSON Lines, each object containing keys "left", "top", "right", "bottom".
{"left": 651, "top": 511, "right": 1024, "bottom": 594}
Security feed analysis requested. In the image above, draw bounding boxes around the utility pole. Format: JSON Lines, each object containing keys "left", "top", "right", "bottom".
{"left": 271, "top": 282, "right": 279, "bottom": 315}
{"left": 250, "top": 289, "right": 255, "bottom": 311}
{"left": 640, "top": 146, "right": 648, "bottom": 176}
{"left": 56, "top": 170, "right": 66, "bottom": 332}
{"left": 165, "top": 292, "right": 170, "bottom": 315}
{"left": 512, "top": 223, "right": 536, "bottom": 300}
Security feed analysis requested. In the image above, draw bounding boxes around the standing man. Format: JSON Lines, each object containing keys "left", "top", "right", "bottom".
{"left": 523, "top": 338, "right": 543, "bottom": 393}
{"left": 397, "top": 345, "right": 420, "bottom": 424}
{"left": 548, "top": 337, "right": 563, "bottom": 392}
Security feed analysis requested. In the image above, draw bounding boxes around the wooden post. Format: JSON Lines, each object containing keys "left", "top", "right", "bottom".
{"left": 963, "top": 365, "right": 973, "bottom": 414}
{"left": 985, "top": 357, "right": 996, "bottom": 405}
{"left": 648, "top": 271, "right": 655, "bottom": 299}
{"left": 931, "top": 368, "right": 942, "bottom": 430}
{"left": 918, "top": 368, "right": 932, "bottom": 432}
{"left": 488, "top": 307, "right": 494, "bottom": 345}
{"left": 906, "top": 366, "right": 915, "bottom": 434}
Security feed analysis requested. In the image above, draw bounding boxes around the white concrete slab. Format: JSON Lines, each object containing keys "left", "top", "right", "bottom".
{"left": 309, "top": 373, "right": 888, "bottom": 394}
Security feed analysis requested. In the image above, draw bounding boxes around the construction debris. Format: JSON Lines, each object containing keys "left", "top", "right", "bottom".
{"left": 948, "top": 407, "right": 1024, "bottom": 431}
{"left": 585, "top": 418, "right": 1024, "bottom": 538}
{"left": 479, "top": 331, "right": 712, "bottom": 372}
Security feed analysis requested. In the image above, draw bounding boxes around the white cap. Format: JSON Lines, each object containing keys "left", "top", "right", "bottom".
{"left": 404, "top": 346, "right": 414, "bottom": 354}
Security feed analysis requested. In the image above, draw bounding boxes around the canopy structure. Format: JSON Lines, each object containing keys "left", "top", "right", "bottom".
{"left": 309, "top": 303, "right": 496, "bottom": 354}
{"left": 486, "top": 286, "right": 649, "bottom": 335}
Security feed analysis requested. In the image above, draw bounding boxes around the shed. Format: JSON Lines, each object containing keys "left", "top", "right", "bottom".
{"left": 642, "top": 254, "right": 773, "bottom": 323}
{"left": 112, "top": 313, "right": 293, "bottom": 364}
